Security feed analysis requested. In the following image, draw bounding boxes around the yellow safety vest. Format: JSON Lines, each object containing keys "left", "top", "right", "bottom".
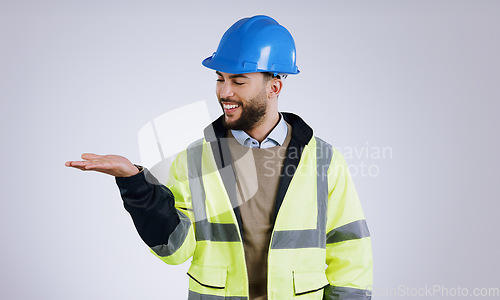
{"left": 149, "top": 114, "right": 372, "bottom": 299}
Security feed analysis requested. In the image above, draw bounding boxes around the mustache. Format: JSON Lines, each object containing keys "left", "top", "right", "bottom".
{"left": 219, "top": 98, "right": 243, "bottom": 106}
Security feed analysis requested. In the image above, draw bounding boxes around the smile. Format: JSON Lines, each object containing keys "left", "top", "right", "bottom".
{"left": 223, "top": 103, "right": 239, "bottom": 109}
{"left": 222, "top": 103, "right": 240, "bottom": 114}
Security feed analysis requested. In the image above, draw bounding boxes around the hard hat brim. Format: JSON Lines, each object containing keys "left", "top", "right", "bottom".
{"left": 202, "top": 56, "right": 300, "bottom": 75}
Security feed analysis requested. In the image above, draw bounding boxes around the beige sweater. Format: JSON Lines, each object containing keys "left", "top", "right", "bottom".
{"left": 227, "top": 123, "right": 292, "bottom": 300}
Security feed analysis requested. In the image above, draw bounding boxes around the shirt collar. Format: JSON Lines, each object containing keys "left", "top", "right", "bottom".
{"left": 231, "top": 113, "right": 288, "bottom": 148}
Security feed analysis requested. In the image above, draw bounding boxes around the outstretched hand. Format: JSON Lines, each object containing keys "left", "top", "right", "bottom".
{"left": 65, "top": 153, "right": 140, "bottom": 177}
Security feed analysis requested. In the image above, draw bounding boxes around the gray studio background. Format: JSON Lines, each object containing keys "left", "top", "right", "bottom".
{"left": 1, "top": 1, "right": 499, "bottom": 299}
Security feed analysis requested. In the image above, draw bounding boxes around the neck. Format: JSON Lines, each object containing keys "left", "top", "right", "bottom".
{"left": 244, "top": 111, "right": 280, "bottom": 143}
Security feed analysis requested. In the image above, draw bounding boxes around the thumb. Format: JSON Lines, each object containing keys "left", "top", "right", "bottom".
{"left": 81, "top": 153, "right": 102, "bottom": 160}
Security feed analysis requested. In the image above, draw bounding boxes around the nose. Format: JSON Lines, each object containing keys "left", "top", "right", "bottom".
{"left": 219, "top": 81, "right": 235, "bottom": 99}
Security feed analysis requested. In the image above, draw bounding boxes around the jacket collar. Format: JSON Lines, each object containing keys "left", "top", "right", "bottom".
{"left": 202, "top": 112, "right": 314, "bottom": 230}
{"left": 203, "top": 112, "right": 313, "bottom": 146}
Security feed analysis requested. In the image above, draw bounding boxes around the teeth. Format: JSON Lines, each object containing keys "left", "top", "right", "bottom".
{"left": 223, "top": 104, "right": 239, "bottom": 109}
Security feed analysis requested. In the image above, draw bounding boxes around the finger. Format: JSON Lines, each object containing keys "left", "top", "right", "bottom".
{"left": 66, "top": 160, "right": 113, "bottom": 174}
{"left": 81, "top": 153, "right": 103, "bottom": 160}
{"left": 84, "top": 160, "right": 113, "bottom": 169}
{"left": 82, "top": 161, "right": 109, "bottom": 170}
{"left": 70, "top": 165, "right": 91, "bottom": 171}
{"left": 66, "top": 162, "right": 93, "bottom": 171}
{"left": 66, "top": 161, "right": 89, "bottom": 167}
{"left": 69, "top": 160, "right": 109, "bottom": 170}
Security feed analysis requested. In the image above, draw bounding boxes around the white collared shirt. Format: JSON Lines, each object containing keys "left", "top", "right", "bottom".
{"left": 231, "top": 114, "right": 288, "bottom": 149}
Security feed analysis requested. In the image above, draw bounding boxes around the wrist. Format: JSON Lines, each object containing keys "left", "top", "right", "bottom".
{"left": 118, "top": 164, "right": 143, "bottom": 178}
{"left": 126, "top": 164, "right": 143, "bottom": 177}
{"left": 133, "top": 164, "right": 144, "bottom": 172}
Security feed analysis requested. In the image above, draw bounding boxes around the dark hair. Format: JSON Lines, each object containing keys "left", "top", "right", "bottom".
{"left": 262, "top": 72, "right": 286, "bottom": 81}
{"left": 262, "top": 72, "right": 275, "bottom": 81}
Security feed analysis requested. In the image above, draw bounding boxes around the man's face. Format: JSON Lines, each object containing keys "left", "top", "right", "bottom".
{"left": 216, "top": 71, "right": 268, "bottom": 131}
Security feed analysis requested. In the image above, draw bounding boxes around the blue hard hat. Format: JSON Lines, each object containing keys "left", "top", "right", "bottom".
{"left": 202, "top": 15, "right": 299, "bottom": 75}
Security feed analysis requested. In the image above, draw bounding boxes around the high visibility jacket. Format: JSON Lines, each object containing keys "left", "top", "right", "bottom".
{"left": 119, "top": 113, "right": 372, "bottom": 300}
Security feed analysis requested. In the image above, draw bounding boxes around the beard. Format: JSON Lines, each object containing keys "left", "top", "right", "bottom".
{"left": 220, "top": 88, "right": 267, "bottom": 131}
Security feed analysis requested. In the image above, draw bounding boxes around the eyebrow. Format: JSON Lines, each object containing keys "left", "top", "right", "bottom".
{"left": 216, "top": 71, "right": 250, "bottom": 79}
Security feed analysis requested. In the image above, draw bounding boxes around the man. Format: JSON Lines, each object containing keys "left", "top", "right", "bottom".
{"left": 66, "top": 15, "right": 373, "bottom": 300}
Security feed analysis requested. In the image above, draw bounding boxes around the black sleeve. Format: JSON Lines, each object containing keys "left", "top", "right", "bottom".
{"left": 115, "top": 168, "right": 180, "bottom": 247}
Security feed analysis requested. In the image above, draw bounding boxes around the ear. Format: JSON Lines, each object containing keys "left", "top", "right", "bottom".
{"left": 267, "top": 78, "right": 283, "bottom": 98}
